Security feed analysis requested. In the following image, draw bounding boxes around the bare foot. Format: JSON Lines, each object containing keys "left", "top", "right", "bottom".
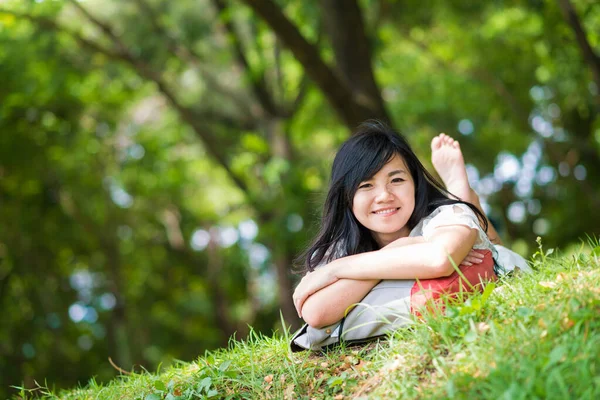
{"left": 431, "top": 134, "right": 503, "bottom": 245}
{"left": 431, "top": 133, "right": 471, "bottom": 200}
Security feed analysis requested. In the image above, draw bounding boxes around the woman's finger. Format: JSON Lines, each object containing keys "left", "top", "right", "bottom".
{"left": 293, "top": 294, "right": 300, "bottom": 317}
{"left": 293, "top": 283, "right": 306, "bottom": 317}
{"left": 468, "top": 250, "right": 484, "bottom": 259}
{"left": 464, "top": 255, "right": 483, "bottom": 264}
{"left": 293, "top": 279, "right": 312, "bottom": 319}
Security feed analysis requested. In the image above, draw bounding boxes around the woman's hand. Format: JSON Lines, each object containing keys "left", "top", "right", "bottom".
{"left": 293, "top": 264, "right": 340, "bottom": 318}
{"left": 460, "top": 248, "right": 485, "bottom": 266}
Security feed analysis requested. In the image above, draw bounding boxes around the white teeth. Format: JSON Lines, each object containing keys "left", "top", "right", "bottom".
{"left": 374, "top": 208, "right": 397, "bottom": 215}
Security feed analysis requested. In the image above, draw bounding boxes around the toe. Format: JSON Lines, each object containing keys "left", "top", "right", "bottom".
{"left": 431, "top": 135, "right": 442, "bottom": 151}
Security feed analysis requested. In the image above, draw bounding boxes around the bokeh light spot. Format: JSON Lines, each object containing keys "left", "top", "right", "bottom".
{"left": 100, "top": 293, "right": 117, "bottom": 310}
{"left": 239, "top": 220, "right": 258, "bottom": 241}
{"left": 574, "top": 165, "right": 587, "bottom": 181}
{"left": 286, "top": 214, "right": 304, "bottom": 232}
{"left": 508, "top": 201, "right": 526, "bottom": 224}
{"left": 190, "top": 229, "right": 210, "bottom": 251}
{"left": 458, "top": 119, "right": 474, "bottom": 135}
{"left": 68, "top": 303, "right": 87, "bottom": 323}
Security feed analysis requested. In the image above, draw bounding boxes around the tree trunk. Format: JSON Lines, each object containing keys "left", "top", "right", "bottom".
{"left": 206, "top": 235, "right": 242, "bottom": 344}
{"left": 273, "top": 251, "right": 301, "bottom": 331}
{"left": 104, "top": 238, "right": 134, "bottom": 369}
{"left": 557, "top": 0, "right": 600, "bottom": 110}
{"left": 320, "top": 0, "right": 389, "bottom": 122}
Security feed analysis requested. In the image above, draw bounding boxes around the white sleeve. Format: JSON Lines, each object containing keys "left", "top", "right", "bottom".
{"left": 422, "top": 204, "right": 489, "bottom": 249}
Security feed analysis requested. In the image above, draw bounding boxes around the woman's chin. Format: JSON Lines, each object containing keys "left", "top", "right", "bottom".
{"left": 372, "top": 224, "right": 409, "bottom": 236}
{"left": 372, "top": 229, "right": 406, "bottom": 244}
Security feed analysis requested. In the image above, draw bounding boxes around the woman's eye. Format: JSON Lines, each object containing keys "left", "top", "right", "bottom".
{"left": 391, "top": 178, "right": 405, "bottom": 183}
{"left": 358, "top": 183, "right": 372, "bottom": 189}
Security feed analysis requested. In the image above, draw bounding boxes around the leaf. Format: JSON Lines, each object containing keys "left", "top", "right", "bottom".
{"left": 145, "top": 394, "right": 161, "bottom": 400}
{"left": 224, "top": 370, "right": 238, "bottom": 378}
{"left": 446, "top": 379, "right": 457, "bottom": 398}
{"left": 548, "top": 346, "right": 566, "bottom": 366}
{"left": 284, "top": 384, "right": 296, "bottom": 399}
{"left": 219, "top": 360, "right": 232, "bottom": 372}
{"left": 480, "top": 282, "right": 496, "bottom": 305}
{"left": 464, "top": 331, "right": 477, "bottom": 343}
{"left": 470, "top": 298, "right": 482, "bottom": 311}
{"left": 207, "top": 389, "right": 219, "bottom": 398}
{"left": 198, "top": 377, "right": 212, "bottom": 391}
{"left": 327, "top": 376, "right": 344, "bottom": 387}
{"left": 445, "top": 307, "right": 459, "bottom": 318}
{"left": 459, "top": 305, "right": 476, "bottom": 316}
{"left": 154, "top": 380, "right": 166, "bottom": 392}
{"left": 517, "top": 307, "right": 534, "bottom": 318}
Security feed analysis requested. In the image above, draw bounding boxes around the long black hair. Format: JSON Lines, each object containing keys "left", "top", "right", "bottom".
{"left": 300, "top": 120, "right": 488, "bottom": 273}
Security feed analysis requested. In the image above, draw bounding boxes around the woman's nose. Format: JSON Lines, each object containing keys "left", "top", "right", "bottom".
{"left": 375, "top": 185, "right": 394, "bottom": 202}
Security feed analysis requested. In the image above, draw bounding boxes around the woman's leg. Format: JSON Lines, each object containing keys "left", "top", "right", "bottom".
{"left": 431, "top": 133, "right": 503, "bottom": 245}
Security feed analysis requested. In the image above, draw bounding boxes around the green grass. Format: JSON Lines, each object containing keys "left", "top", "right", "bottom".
{"left": 13, "top": 239, "right": 600, "bottom": 399}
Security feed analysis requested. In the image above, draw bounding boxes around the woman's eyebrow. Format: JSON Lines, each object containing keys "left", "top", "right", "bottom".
{"left": 388, "top": 169, "right": 407, "bottom": 177}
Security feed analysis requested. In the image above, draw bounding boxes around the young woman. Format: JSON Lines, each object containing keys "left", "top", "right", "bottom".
{"left": 292, "top": 121, "right": 526, "bottom": 341}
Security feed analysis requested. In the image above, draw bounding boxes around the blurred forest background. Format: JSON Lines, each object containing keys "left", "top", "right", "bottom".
{"left": 0, "top": 0, "right": 599, "bottom": 396}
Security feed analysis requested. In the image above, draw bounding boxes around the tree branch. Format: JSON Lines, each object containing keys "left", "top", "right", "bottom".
{"left": 556, "top": 0, "right": 600, "bottom": 110}
{"left": 213, "top": 0, "right": 278, "bottom": 116}
{"left": 284, "top": 72, "right": 310, "bottom": 118}
{"left": 404, "top": 34, "right": 531, "bottom": 128}
{"left": 240, "top": 0, "right": 383, "bottom": 129}
{"left": 0, "top": 268, "right": 13, "bottom": 308}
{"left": 64, "top": 1, "right": 256, "bottom": 195}
{"left": 0, "top": 10, "right": 124, "bottom": 60}
{"left": 274, "top": 37, "right": 284, "bottom": 106}
{"left": 4, "top": 7, "right": 254, "bottom": 200}
{"left": 129, "top": 0, "right": 257, "bottom": 119}
{"left": 65, "top": 0, "right": 130, "bottom": 54}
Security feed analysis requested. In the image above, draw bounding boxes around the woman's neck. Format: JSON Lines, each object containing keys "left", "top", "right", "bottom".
{"left": 373, "top": 227, "right": 411, "bottom": 248}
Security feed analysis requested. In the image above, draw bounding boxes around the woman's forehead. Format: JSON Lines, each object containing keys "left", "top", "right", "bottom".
{"left": 366, "top": 154, "right": 409, "bottom": 179}
{"left": 383, "top": 154, "right": 408, "bottom": 169}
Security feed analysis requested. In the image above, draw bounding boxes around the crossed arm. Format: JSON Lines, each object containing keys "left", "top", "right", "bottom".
{"left": 294, "top": 225, "right": 478, "bottom": 328}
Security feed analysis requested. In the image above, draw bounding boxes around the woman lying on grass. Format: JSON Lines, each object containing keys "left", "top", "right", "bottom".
{"left": 290, "top": 121, "right": 528, "bottom": 351}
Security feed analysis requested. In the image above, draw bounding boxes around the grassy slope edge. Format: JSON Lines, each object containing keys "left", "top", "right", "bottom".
{"left": 15, "top": 240, "right": 600, "bottom": 399}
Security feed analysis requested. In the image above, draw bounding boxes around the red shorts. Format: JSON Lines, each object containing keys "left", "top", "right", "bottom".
{"left": 410, "top": 249, "right": 497, "bottom": 314}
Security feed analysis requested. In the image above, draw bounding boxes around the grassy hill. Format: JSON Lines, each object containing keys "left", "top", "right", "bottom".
{"left": 15, "top": 239, "right": 600, "bottom": 399}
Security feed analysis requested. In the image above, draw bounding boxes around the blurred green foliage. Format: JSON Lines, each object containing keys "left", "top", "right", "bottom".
{"left": 0, "top": 0, "right": 598, "bottom": 397}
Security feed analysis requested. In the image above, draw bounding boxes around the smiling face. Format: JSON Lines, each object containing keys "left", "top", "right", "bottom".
{"left": 351, "top": 154, "right": 416, "bottom": 247}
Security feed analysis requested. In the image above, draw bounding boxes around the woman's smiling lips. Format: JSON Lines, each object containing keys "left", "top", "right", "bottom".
{"left": 372, "top": 207, "right": 400, "bottom": 216}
